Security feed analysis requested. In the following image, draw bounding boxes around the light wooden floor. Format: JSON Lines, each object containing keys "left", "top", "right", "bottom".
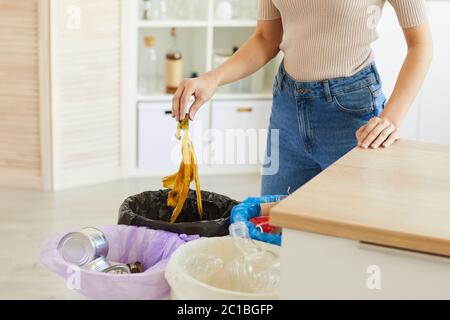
{"left": 0, "top": 174, "right": 261, "bottom": 300}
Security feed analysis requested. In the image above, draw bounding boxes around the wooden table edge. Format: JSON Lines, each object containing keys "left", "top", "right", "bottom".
{"left": 270, "top": 210, "right": 450, "bottom": 257}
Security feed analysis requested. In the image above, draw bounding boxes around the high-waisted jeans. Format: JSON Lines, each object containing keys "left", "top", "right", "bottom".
{"left": 261, "top": 62, "right": 386, "bottom": 195}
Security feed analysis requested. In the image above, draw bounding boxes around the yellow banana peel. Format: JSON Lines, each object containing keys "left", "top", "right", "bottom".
{"left": 163, "top": 117, "right": 203, "bottom": 223}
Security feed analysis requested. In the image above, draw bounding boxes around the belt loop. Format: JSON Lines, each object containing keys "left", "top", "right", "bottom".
{"left": 371, "top": 63, "right": 381, "bottom": 84}
{"left": 279, "top": 61, "right": 286, "bottom": 91}
{"left": 323, "top": 80, "right": 332, "bottom": 102}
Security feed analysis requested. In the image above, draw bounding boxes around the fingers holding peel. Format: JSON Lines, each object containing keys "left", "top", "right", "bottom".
{"left": 179, "top": 81, "right": 196, "bottom": 121}
{"left": 172, "top": 79, "right": 194, "bottom": 121}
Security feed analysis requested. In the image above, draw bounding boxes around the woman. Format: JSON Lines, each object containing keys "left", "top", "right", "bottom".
{"left": 171, "top": 0, "right": 433, "bottom": 195}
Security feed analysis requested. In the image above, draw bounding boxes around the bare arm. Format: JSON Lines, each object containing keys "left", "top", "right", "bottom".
{"left": 357, "top": 22, "right": 433, "bottom": 148}
{"left": 172, "top": 19, "right": 283, "bottom": 121}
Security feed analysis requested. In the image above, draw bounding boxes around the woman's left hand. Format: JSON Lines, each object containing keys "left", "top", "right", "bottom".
{"left": 356, "top": 116, "right": 399, "bottom": 149}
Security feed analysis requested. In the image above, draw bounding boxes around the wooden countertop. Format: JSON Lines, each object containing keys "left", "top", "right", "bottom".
{"left": 270, "top": 140, "right": 450, "bottom": 256}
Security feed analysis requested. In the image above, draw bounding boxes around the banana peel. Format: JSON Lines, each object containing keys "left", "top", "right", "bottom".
{"left": 163, "top": 117, "right": 203, "bottom": 223}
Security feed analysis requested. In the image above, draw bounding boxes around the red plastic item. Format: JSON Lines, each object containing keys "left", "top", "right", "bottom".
{"left": 249, "top": 216, "right": 277, "bottom": 234}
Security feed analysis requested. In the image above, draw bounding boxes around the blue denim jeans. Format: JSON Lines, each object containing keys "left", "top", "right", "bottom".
{"left": 261, "top": 62, "right": 386, "bottom": 196}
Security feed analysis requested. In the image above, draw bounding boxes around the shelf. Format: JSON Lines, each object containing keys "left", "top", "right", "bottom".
{"left": 137, "top": 93, "right": 173, "bottom": 101}
{"left": 138, "top": 20, "right": 209, "bottom": 28}
{"left": 137, "top": 20, "right": 257, "bottom": 29}
{"left": 214, "top": 92, "right": 272, "bottom": 100}
{"left": 137, "top": 92, "right": 273, "bottom": 103}
{"left": 213, "top": 20, "right": 257, "bottom": 28}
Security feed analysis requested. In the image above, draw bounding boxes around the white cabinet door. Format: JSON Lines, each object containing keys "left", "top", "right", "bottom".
{"left": 138, "top": 102, "right": 210, "bottom": 174}
{"left": 210, "top": 100, "right": 271, "bottom": 171}
{"left": 419, "top": 2, "right": 450, "bottom": 146}
{"left": 51, "top": 0, "right": 124, "bottom": 189}
{"left": 373, "top": 3, "right": 420, "bottom": 140}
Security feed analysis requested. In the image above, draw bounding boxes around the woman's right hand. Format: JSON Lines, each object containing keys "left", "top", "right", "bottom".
{"left": 172, "top": 72, "right": 219, "bottom": 121}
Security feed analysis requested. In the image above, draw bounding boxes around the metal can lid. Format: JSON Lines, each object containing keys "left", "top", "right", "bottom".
{"left": 79, "top": 227, "right": 107, "bottom": 242}
{"left": 57, "top": 232, "right": 96, "bottom": 266}
{"left": 104, "top": 264, "right": 131, "bottom": 275}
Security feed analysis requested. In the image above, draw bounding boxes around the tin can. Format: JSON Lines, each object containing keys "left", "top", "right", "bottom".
{"left": 104, "top": 264, "right": 131, "bottom": 275}
{"left": 82, "top": 257, "right": 132, "bottom": 274}
{"left": 57, "top": 227, "right": 109, "bottom": 266}
{"left": 83, "top": 256, "right": 113, "bottom": 272}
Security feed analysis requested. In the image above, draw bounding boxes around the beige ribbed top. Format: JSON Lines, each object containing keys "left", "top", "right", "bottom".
{"left": 259, "top": 0, "right": 428, "bottom": 81}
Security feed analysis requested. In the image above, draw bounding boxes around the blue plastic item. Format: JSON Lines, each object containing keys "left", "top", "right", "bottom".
{"left": 230, "top": 195, "right": 286, "bottom": 246}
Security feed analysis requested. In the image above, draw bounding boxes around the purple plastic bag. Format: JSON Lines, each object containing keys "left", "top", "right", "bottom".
{"left": 39, "top": 225, "right": 199, "bottom": 300}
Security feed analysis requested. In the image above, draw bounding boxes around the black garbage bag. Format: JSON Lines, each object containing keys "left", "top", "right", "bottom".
{"left": 118, "top": 189, "right": 239, "bottom": 237}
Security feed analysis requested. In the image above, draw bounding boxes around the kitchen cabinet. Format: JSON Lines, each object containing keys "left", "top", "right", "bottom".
{"left": 281, "top": 230, "right": 450, "bottom": 299}
{"left": 271, "top": 140, "right": 450, "bottom": 299}
{"left": 137, "top": 99, "right": 271, "bottom": 174}
{"left": 210, "top": 100, "right": 271, "bottom": 171}
{"left": 0, "top": 0, "right": 127, "bottom": 190}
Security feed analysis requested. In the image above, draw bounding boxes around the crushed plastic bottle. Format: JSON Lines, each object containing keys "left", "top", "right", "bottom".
{"left": 227, "top": 221, "right": 281, "bottom": 293}
{"left": 228, "top": 221, "right": 255, "bottom": 255}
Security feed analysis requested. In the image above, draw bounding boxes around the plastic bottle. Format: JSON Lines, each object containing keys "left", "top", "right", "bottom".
{"left": 140, "top": 36, "right": 158, "bottom": 94}
{"left": 229, "top": 221, "right": 254, "bottom": 254}
{"left": 228, "top": 222, "right": 281, "bottom": 293}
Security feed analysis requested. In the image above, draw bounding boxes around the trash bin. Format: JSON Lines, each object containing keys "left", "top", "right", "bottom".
{"left": 39, "top": 225, "right": 199, "bottom": 300}
{"left": 165, "top": 237, "right": 280, "bottom": 300}
{"left": 231, "top": 195, "right": 285, "bottom": 246}
{"left": 118, "top": 189, "right": 239, "bottom": 237}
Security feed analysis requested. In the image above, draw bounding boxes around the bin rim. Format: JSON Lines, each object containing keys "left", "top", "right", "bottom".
{"left": 165, "top": 237, "right": 279, "bottom": 298}
{"left": 39, "top": 226, "right": 181, "bottom": 280}
{"left": 58, "top": 259, "right": 168, "bottom": 279}
{"left": 119, "top": 190, "right": 237, "bottom": 223}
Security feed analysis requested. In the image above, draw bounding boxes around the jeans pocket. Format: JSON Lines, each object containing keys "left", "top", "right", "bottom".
{"left": 333, "top": 86, "right": 375, "bottom": 116}
{"left": 370, "top": 83, "right": 386, "bottom": 115}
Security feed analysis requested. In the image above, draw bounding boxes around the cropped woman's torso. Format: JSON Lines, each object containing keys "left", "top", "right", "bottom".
{"left": 258, "top": 0, "right": 428, "bottom": 81}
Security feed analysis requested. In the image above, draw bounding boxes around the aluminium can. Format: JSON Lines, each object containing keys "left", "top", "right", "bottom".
{"left": 104, "top": 264, "right": 131, "bottom": 275}
{"left": 83, "top": 256, "right": 113, "bottom": 272}
{"left": 80, "top": 257, "right": 132, "bottom": 274}
{"left": 57, "top": 227, "right": 109, "bottom": 266}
